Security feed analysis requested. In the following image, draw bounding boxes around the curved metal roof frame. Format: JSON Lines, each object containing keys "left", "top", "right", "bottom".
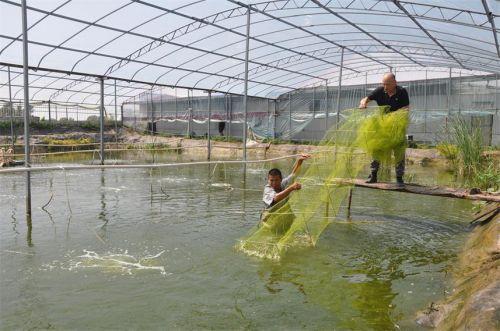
{"left": 0, "top": 0, "right": 499, "bottom": 104}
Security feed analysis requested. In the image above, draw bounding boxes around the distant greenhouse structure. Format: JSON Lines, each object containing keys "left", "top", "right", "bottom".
{"left": 1, "top": 0, "right": 500, "bottom": 149}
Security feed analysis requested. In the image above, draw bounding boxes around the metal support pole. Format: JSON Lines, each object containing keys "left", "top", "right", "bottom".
{"left": 242, "top": 7, "right": 251, "bottom": 162}
{"left": 120, "top": 104, "right": 124, "bottom": 126}
{"left": 324, "top": 80, "right": 328, "bottom": 133}
{"left": 346, "top": 188, "right": 353, "bottom": 219}
{"left": 21, "top": 0, "right": 32, "bottom": 222}
{"left": 114, "top": 79, "right": 118, "bottom": 143}
{"left": 186, "top": 90, "right": 189, "bottom": 138}
{"left": 175, "top": 89, "right": 178, "bottom": 119}
{"left": 273, "top": 100, "right": 277, "bottom": 140}
{"left": 99, "top": 77, "right": 105, "bottom": 165}
{"left": 447, "top": 68, "right": 452, "bottom": 117}
{"left": 228, "top": 94, "right": 232, "bottom": 141}
{"left": 424, "top": 70, "right": 428, "bottom": 136}
{"left": 65, "top": 105, "right": 68, "bottom": 119}
{"left": 312, "top": 86, "right": 316, "bottom": 119}
{"left": 207, "top": 91, "right": 211, "bottom": 160}
{"left": 160, "top": 87, "right": 163, "bottom": 120}
{"left": 133, "top": 96, "right": 137, "bottom": 129}
{"left": 336, "top": 47, "right": 344, "bottom": 128}
{"left": 48, "top": 100, "right": 51, "bottom": 122}
{"left": 288, "top": 92, "right": 292, "bottom": 140}
{"left": 496, "top": 73, "right": 498, "bottom": 115}
{"left": 150, "top": 87, "right": 154, "bottom": 134}
{"left": 7, "top": 66, "right": 15, "bottom": 150}
{"left": 458, "top": 71, "right": 462, "bottom": 115}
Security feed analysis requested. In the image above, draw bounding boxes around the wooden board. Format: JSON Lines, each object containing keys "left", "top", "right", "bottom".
{"left": 338, "top": 179, "right": 500, "bottom": 203}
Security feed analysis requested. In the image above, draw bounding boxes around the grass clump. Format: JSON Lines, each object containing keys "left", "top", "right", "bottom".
{"left": 441, "top": 117, "right": 499, "bottom": 191}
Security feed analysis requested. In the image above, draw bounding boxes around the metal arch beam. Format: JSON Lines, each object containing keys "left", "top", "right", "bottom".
{"left": 120, "top": 0, "right": 360, "bottom": 75}
{"left": 252, "top": 55, "right": 500, "bottom": 97}
{"left": 0, "top": 67, "right": 152, "bottom": 95}
{"left": 0, "top": 35, "right": 292, "bottom": 91}
{"left": 32, "top": 1, "right": 134, "bottom": 69}
{"left": 49, "top": 76, "right": 94, "bottom": 100}
{"left": 310, "top": 0, "right": 423, "bottom": 67}
{"left": 7, "top": 83, "right": 132, "bottom": 99}
{"left": 107, "top": 0, "right": 500, "bottom": 78}
{"left": 0, "top": 62, "right": 272, "bottom": 101}
{"left": 46, "top": 1, "right": 204, "bottom": 100}
{"left": 4, "top": 74, "right": 141, "bottom": 103}
{"left": 248, "top": 0, "right": 498, "bottom": 32}
{"left": 481, "top": 0, "right": 500, "bottom": 58}
{"left": 127, "top": 19, "right": 327, "bottom": 84}
{"left": 209, "top": 36, "right": 500, "bottom": 90}
{"left": 0, "top": 1, "right": 337, "bottom": 91}
{"left": 191, "top": 44, "right": 345, "bottom": 90}
{"left": 155, "top": 22, "right": 345, "bottom": 87}
{"left": 211, "top": 42, "right": 500, "bottom": 92}
{"left": 0, "top": 0, "right": 72, "bottom": 56}
{"left": 261, "top": 65, "right": 467, "bottom": 99}
{"left": 69, "top": 0, "right": 204, "bottom": 73}
{"left": 392, "top": 0, "right": 466, "bottom": 69}
{"left": 229, "top": 0, "right": 390, "bottom": 69}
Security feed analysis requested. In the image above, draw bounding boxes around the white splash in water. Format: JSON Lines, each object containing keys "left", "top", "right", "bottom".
{"left": 210, "top": 183, "right": 233, "bottom": 190}
{"left": 101, "top": 186, "right": 127, "bottom": 192}
{"left": 41, "top": 249, "right": 170, "bottom": 276}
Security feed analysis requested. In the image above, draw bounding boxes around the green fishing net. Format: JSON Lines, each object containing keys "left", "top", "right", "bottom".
{"left": 237, "top": 107, "right": 409, "bottom": 260}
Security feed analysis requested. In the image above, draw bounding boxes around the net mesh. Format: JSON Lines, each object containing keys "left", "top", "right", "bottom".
{"left": 236, "top": 107, "right": 409, "bottom": 260}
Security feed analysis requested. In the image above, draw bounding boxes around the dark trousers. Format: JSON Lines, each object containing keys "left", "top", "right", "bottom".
{"left": 370, "top": 146, "right": 405, "bottom": 177}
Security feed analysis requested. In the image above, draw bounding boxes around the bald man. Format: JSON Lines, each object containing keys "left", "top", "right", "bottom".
{"left": 359, "top": 73, "right": 410, "bottom": 186}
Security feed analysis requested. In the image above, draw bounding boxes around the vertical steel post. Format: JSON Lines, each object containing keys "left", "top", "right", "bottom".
{"left": 336, "top": 47, "right": 344, "bottom": 128}
{"left": 114, "top": 79, "right": 118, "bottom": 143}
{"left": 207, "top": 91, "right": 211, "bottom": 160}
{"left": 288, "top": 92, "right": 292, "bottom": 140}
{"left": 133, "top": 96, "right": 137, "bottom": 129}
{"left": 266, "top": 99, "right": 270, "bottom": 138}
{"left": 160, "top": 87, "right": 163, "bottom": 119}
{"left": 447, "top": 68, "right": 452, "bottom": 117}
{"left": 48, "top": 100, "right": 51, "bottom": 122}
{"left": 150, "top": 87, "right": 154, "bottom": 134}
{"left": 312, "top": 85, "right": 316, "bottom": 119}
{"left": 175, "top": 88, "right": 178, "bottom": 119}
{"left": 7, "top": 66, "right": 15, "bottom": 150}
{"left": 21, "top": 0, "right": 32, "bottom": 221}
{"left": 324, "top": 79, "right": 328, "bottom": 133}
{"left": 99, "top": 77, "right": 105, "bottom": 165}
{"left": 424, "top": 70, "right": 428, "bottom": 135}
{"left": 273, "top": 100, "right": 277, "bottom": 140}
{"left": 186, "top": 90, "right": 189, "bottom": 138}
{"left": 496, "top": 73, "right": 498, "bottom": 115}
{"left": 228, "top": 94, "right": 232, "bottom": 140}
{"left": 242, "top": 7, "right": 251, "bottom": 162}
{"left": 120, "top": 104, "right": 124, "bottom": 126}
{"left": 458, "top": 71, "right": 462, "bottom": 115}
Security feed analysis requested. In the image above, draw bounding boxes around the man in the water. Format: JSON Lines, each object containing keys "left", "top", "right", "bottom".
{"left": 263, "top": 154, "right": 311, "bottom": 209}
{"left": 359, "top": 73, "right": 410, "bottom": 187}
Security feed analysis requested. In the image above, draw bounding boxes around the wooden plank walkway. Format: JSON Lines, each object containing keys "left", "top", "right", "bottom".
{"left": 343, "top": 179, "right": 500, "bottom": 203}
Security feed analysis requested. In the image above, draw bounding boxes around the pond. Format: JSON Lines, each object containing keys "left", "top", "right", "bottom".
{"left": 0, "top": 151, "right": 471, "bottom": 330}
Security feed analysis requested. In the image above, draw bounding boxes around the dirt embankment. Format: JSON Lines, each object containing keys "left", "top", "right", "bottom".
{"left": 0, "top": 127, "right": 464, "bottom": 164}
{"left": 416, "top": 205, "right": 499, "bottom": 330}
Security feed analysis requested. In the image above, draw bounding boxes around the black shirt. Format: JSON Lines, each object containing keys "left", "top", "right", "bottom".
{"left": 368, "top": 86, "right": 409, "bottom": 112}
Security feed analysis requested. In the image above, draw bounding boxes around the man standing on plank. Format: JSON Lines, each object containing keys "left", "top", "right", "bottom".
{"left": 359, "top": 73, "right": 410, "bottom": 187}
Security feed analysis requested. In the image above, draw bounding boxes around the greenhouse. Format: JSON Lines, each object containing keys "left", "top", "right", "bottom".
{"left": 0, "top": 1, "right": 499, "bottom": 329}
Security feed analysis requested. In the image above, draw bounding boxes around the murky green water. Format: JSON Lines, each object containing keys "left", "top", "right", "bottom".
{"left": 1, "top": 151, "right": 471, "bottom": 330}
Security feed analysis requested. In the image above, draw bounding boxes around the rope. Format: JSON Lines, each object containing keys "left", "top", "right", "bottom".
{"left": 0, "top": 154, "right": 304, "bottom": 174}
